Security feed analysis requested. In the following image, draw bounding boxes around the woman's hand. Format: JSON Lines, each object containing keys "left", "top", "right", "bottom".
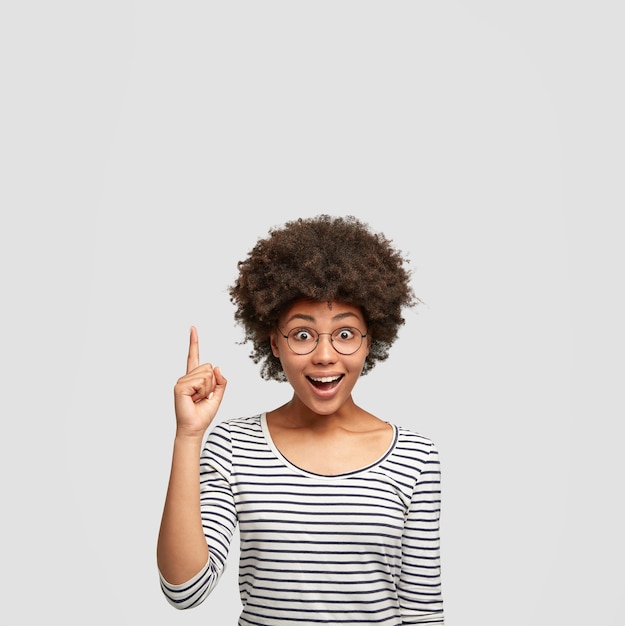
{"left": 173, "top": 326, "right": 227, "bottom": 437}
{"left": 158, "top": 326, "right": 223, "bottom": 582}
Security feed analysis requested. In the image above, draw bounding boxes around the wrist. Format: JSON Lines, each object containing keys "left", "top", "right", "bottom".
{"left": 174, "top": 427, "right": 206, "bottom": 444}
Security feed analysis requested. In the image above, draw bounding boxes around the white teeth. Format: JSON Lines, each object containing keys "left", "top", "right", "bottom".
{"left": 310, "top": 376, "right": 341, "bottom": 383}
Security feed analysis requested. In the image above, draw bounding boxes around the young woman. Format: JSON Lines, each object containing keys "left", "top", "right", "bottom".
{"left": 157, "top": 215, "right": 444, "bottom": 625}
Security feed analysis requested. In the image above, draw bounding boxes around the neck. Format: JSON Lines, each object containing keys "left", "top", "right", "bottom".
{"left": 271, "top": 395, "right": 374, "bottom": 430}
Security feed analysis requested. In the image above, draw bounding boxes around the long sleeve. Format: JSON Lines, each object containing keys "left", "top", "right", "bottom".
{"left": 398, "top": 441, "right": 444, "bottom": 624}
{"left": 159, "top": 415, "right": 446, "bottom": 624}
{"left": 160, "top": 423, "right": 237, "bottom": 609}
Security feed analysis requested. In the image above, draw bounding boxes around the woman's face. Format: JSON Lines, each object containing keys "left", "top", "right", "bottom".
{"left": 270, "top": 299, "right": 370, "bottom": 416}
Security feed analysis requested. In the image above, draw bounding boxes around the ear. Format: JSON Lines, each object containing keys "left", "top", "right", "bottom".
{"left": 269, "top": 332, "right": 281, "bottom": 358}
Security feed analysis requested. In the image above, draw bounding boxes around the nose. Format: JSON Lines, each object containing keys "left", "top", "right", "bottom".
{"left": 312, "top": 333, "right": 336, "bottom": 362}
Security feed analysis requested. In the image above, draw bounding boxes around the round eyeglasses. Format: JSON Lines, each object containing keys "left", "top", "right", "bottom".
{"left": 279, "top": 326, "right": 368, "bottom": 355}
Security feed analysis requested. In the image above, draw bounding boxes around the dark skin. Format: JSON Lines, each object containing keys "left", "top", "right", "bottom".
{"left": 158, "top": 299, "right": 392, "bottom": 584}
{"left": 156, "top": 325, "right": 226, "bottom": 584}
{"left": 266, "top": 299, "right": 393, "bottom": 475}
{"left": 266, "top": 409, "right": 393, "bottom": 475}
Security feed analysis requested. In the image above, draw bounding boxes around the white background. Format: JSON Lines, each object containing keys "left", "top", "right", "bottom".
{"left": 1, "top": 1, "right": 623, "bottom": 624}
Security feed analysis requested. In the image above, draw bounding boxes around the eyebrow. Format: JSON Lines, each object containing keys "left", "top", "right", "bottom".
{"left": 283, "top": 311, "right": 360, "bottom": 325}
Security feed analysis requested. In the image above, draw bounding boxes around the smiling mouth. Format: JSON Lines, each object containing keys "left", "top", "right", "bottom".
{"left": 307, "top": 375, "right": 343, "bottom": 390}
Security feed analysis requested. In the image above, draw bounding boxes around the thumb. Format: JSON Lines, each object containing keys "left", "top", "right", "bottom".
{"left": 210, "top": 366, "right": 228, "bottom": 403}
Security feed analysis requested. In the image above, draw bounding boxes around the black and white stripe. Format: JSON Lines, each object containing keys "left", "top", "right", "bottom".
{"left": 160, "top": 414, "right": 444, "bottom": 625}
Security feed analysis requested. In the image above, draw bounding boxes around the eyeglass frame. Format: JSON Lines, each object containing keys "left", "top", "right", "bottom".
{"left": 277, "top": 325, "right": 368, "bottom": 356}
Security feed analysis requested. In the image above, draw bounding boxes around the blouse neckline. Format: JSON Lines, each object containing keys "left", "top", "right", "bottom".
{"left": 259, "top": 412, "right": 398, "bottom": 480}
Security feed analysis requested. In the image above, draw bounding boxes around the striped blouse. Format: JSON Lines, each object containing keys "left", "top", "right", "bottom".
{"left": 160, "top": 413, "right": 444, "bottom": 625}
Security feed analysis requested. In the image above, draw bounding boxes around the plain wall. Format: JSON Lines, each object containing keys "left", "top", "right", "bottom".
{"left": 1, "top": 1, "right": 623, "bottom": 624}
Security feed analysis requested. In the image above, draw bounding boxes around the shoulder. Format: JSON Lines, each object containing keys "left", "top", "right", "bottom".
{"left": 209, "top": 414, "right": 261, "bottom": 437}
{"left": 201, "top": 415, "right": 263, "bottom": 464}
{"left": 205, "top": 414, "right": 264, "bottom": 445}
{"left": 212, "top": 414, "right": 262, "bottom": 431}
{"left": 392, "top": 425, "right": 442, "bottom": 467}
{"left": 395, "top": 425, "right": 438, "bottom": 449}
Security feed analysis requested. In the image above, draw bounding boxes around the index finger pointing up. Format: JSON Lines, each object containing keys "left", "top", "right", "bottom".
{"left": 187, "top": 325, "right": 200, "bottom": 373}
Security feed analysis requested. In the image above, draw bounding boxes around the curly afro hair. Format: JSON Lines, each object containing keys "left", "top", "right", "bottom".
{"left": 229, "top": 214, "right": 418, "bottom": 381}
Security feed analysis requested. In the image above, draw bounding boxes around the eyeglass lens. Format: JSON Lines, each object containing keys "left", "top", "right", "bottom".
{"left": 286, "top": 327, "right": 364, "bottom": 355}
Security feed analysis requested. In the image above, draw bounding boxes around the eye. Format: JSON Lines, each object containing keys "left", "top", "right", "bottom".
{"left": 290, "top": 328, "right": 316, "bottom": 342}
{"left": 335, "top": 327, "right": 356, "bottom": 341}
